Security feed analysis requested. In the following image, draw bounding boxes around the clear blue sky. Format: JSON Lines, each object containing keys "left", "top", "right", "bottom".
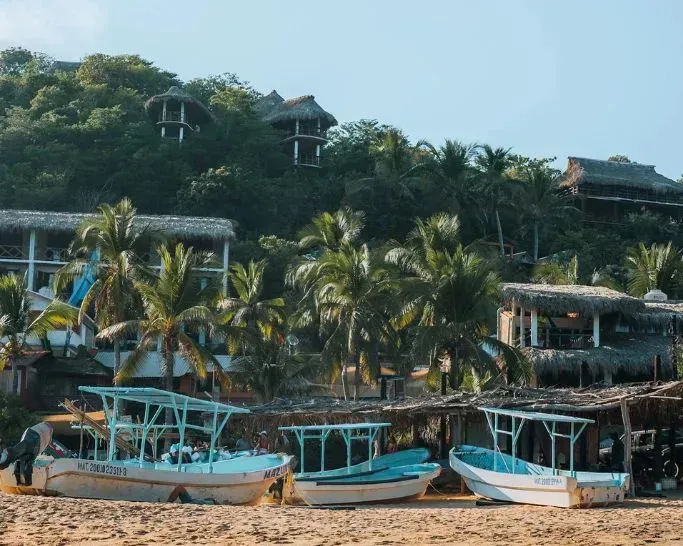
{"left": 1, "top": 0, "right": 682, "bottom": 177}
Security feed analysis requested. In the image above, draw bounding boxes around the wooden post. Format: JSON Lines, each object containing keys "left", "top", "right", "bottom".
{"left": 620, "top": 397, "right": 635, "bottom": 498}
{"left": 519, "top": 306, "right": 525, "bottom": 347}
{"left": 654, "top": 355, "right": 661, "bottom": 382}
{"left": 530, "top": 309, "right": 538, "bottom": 347}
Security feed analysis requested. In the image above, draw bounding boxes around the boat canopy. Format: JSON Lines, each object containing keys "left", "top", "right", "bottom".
{"left": 478, "top": 407, "right": 593, "bottom": 477}
{"left": 78, "top": 387, "right": 250, "bottom": 473}
{"left": 280, "top": 423, "right": 391, "bottom": 473}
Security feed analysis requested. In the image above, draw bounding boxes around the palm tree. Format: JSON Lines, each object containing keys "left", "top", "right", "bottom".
{"left": 517, "top": 166, "right": 576, "bottom": 261}
{"left": 55, "top": 198, "right": 153, "bottom": 381}
{"left": 217, "top": 259, "right": 285, "bottom": 352}
{"left": 98, "top": 243, "right": 223, "bottom": 399}
{"left": 475, "top": 145, "right": 513, "bottom": 256}
{"left": 291, "top": 241, "right": 397, "bottom": 400}
{"left": 408, "top": 140, "right": 479, "bottom": 226}
{"left": 296, "top": 207, "right": 365, "bottom": 253}
{"left": 626, "top": 242, "right": 683, "bottom": 297}
{"left": 532, "top": 256, "right": 579, "bottom": 285}
{"left": 0, "top": 274, "right": 77, "bottom": 394}
{"left": 387, "top": 214, "right": 529, "bottom": 391}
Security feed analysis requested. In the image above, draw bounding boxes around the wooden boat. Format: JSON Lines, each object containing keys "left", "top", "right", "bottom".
{"left": 281, "top": 423, "right": 441, "bottom": 505}
{"left": 449, "top": 407, "right": 630, "bottom": 508}
{"left": 0, "top": 387, "right": 291, "bottom": 504}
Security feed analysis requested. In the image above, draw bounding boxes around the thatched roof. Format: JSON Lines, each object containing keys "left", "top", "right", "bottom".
{"left": 0, "top": 209, "right": 235, "bottom": 241}
{"left": 626, "top": 301, "right": 683, "bottom": 328}
{"left": 259, "top": 92, "right": 337, "bottom": 127}
{"left": 144, "top": 86, "right": 215, "bottom": 123}
{"left": 501, "top": 283, "right": 645, "bottom": 316}
{"left": 562, "top": 157, "right": 683, "bottom": 195}
{"left": 254, "top": 90, "right": 284, "bottom": 116}
{"left": 523, "top": 335, "right": 672, "bottom": 377}
{"left": 238, "top": 382, "right": 683, "bottom": 423}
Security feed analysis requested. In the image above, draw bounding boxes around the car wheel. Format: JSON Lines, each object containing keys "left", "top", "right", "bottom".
{"left": 663, "top": 459, "right": 680, "bottom": 479}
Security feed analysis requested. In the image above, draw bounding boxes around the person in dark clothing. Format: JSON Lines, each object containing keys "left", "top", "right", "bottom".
{"left": 0, "top": 423, "right": 53, "bottom": 486}
{"left": 610, "top": 433, "right": 625, "bottom": 472}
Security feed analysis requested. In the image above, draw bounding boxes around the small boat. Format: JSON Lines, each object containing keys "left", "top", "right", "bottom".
{"left": 281, "top": 422, "right": 441, "bottom": 505}
{"left": 0, "top": 387, "right": 291, "bottom": 505}
{"left": 449, "top": 407, "right": 630, "bottom": 508}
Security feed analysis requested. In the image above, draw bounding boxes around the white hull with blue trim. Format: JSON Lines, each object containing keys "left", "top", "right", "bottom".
{"left": 450, "top": 445, "right": 629, "bottom": 508}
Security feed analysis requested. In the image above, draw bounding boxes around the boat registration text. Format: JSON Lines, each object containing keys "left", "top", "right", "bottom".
{"left": 263, "top": 464, "right": 288, "bottom": 480}
{"left": 76, "top": 461, "right": 128, "bottom": 477}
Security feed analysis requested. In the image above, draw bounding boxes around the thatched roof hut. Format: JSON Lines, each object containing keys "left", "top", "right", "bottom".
{"left": 258, "top": 92, "right": 337, "bottom": 128}
{"left": 253, "top": 90, "right": 284, "bottom": 117}
{"left": 501, "top": 283, "right": 645, "bottom": 316}
{"left": 523, "top": 335, "right": 672, "bottom": 378}
{"left": 144, "top": 86, "right": 215, "bottom": 123}
{"left": 0, "top": 209, "right": 236, "bottom": 241}
{"left": 561, "top": 157, "right": 683, "bottom": 195}
{"left": 626, "top": 301, "right": 683, "bottom": 328}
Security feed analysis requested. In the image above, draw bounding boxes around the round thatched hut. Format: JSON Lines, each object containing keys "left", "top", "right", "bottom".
{"left": 144, "top": 86, "right": 215, "bottom": 142}
{"left": 255, "top": 90, "right": 337, "bottom": 167}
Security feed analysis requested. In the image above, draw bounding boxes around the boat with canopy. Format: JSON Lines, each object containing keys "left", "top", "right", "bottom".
{"left": 280, "top": 422, "right": 441, "bottom": 505}
{"left": 0, "top": 387, "right": 291, "bottom": 504}
{"left": 449, "top": 407, "right": 630, "bottom": 508}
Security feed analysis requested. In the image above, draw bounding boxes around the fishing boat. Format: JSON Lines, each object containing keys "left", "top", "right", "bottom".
{"left": 449, "top": 407, "right": 630, "bottom": 508}
{"left": 281, "top": 423, "right": 441, "bottom": 505}
{"left": 0, "top": 387, "right": 291, "bottom": 504}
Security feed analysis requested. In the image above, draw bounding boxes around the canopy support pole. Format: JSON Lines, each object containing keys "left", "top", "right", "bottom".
{"left": 620, "top": 397, "right": 635, "bottom": 497}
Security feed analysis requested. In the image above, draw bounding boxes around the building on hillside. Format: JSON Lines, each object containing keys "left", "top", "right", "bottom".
{"left": 255, "top": 90, "right": 337, "bottom": 167}
{"left": 497, "top": 283, "right": 680, "bottom": 387}
{"left": 0, "top": 209, "right": 235, "bottom": 295}
{"left": 144, "top": 86, "right": 215, "bottom": 142}
{"left": 561, "top": 157, "right": 683, "bottom": 223}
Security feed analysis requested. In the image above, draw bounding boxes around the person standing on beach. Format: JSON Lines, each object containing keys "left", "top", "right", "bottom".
{"left": 610, "top": 433, "right": 625, "bottom": 472}
{"left": 0, "top": 422, "right": 53, "bottom": 486}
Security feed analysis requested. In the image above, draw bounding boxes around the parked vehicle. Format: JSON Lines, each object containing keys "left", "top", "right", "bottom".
{"left": 599, "top": 428, "right": 683, "bottom": 479}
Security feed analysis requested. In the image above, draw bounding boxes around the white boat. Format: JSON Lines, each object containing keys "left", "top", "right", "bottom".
{"left": 449, "top": 407, "right": 630, "bottom": 508}
{"left": 281, "top": 423, "right": 441, "bottom": 505}
{"left": 0, "top": 387, "right": 291, "bottom": 504}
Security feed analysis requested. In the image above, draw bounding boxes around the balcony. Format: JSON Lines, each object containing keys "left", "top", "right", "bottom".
{"left": 567, "top": 185, "right": 683, "bottom": 207}
{"left": 40, "top": 247, "right": 69, "bottom": 263}
{"left": 0, "top": 244, "right": 27, "bottom": 260}
{"left": 157, "top": 111, "right": 196, "bottom": 130}
{"left": 284, "top": 126, "right": 329, "bottom": 141}
{"left": 295, "top": 153, "right": 320, "bottom": 167}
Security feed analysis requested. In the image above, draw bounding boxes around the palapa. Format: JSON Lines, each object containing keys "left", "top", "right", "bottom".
{"left": 0, "top": 209, "right": 236, "bottom": 241}
{"left": 501, "top": 282, "right": 645, "bottom": 316}
{"left": 259, "top": 93, "right": 337, "bottom": 127}
{"left": 144, "top": 86, "right": 216, "bottom": 123}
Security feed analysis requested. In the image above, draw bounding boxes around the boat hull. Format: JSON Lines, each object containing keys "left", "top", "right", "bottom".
{"left": 0, "top": 455, "right": 291, "bottom": 505}
{"left": 287, "top": 464, "right": 442, "bottom": 505}
{"left": 450, "top": 446, "right": 629, "bottom": 508}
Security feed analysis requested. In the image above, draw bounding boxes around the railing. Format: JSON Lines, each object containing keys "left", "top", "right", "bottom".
{"left": 568, "top": 185, "right": 683, "bottom": 206}
{"left": 157, "top": 111, "right": 195, "bottom": 127}
{"left": 295, "top": 153, "right": 320, "bottom": 167}
{"left": 0, "top": 245, "right": 27, "bottom": 259}
{"left": 287, "top": 127, "right": 328, "bottom": 139}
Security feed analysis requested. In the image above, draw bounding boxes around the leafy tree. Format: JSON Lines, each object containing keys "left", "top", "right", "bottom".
{"left": 297, "top": 207, "right": 365, "bottom": 253}
{"left": 0, "top": 274, "right": 77, "bottom": 393}
{"left": 386, "top": 214, "right": 529, "bottom": 391}
{"left": 475, "top": 145, "right": 513, "bottom": 256}
{"left": 532, "top": 256, "right": 579, "bottom": 285}
{"left": 625, "top": 242, "right": 683, "bottom": 297}
{"left": 76, "top": 54, "right": 178, "bottom": 96}
{"left": 0, "top": 391, "right": 35, "bottom": 445}
{"left": 55, "top": 199, "right": 153, "bottom": 379}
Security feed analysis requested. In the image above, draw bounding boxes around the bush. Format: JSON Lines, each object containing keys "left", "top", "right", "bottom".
{"left": 0, "top": 391, "right": 35, "bottom": 447}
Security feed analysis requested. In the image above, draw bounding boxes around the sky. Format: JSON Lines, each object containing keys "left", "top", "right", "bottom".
{"left": 1, "top": 0, "right": 683, "bottom": 177}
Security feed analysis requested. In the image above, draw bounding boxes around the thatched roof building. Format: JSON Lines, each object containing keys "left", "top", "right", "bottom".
{"left": 258, "top": 92, "right": 337, "bottom": 128}
{"left": 144, "top": 86, "right": 215, "bottom": 123}
{"left": 562, "top": 157, "right": 683, "bottom": 195}
{"left": 0, "top": 209, "right": 236, "bottom": 241}
{"left": 523, "top": 335, "right": 672, "bottom": 378}
{"left": 501, "top": 283, "right": 645, "bottom": 316}
{"left": 626, "top": 301, "right": 683, "bottom": 328}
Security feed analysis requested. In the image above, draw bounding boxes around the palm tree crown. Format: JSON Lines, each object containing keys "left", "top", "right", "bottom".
{"left": 626, "top": 242, "right": 683, "bottom": 297}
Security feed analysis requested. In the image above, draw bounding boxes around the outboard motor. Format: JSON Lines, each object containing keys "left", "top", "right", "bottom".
{"left": 0, "top": 422, "right": 53, "bottom": 486}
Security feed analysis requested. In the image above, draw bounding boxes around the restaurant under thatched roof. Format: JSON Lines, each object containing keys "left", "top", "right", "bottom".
{"left": 144, "top": 86, "right": 215, "bottom": 122}
{"left": 0, "top": 209, "right": 236, "bottom": 241}
{"left": 562, "top": 157, "right": 683, "bottom": 195}
{"left": 501, "top": 283, "right": 644, "bottom": 316}
{"left": 237, "top": 381, "right": 683, "bottom": 425}
{"left": 523, "top": 335, "right": 672, "bottom": 377}
{"left": 260, "top": 93, "right": 337, "bottom": 127}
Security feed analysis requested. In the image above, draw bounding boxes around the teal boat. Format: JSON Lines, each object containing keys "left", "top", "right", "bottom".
{"left": 280, "top": 423, "right": 441, "bottom": 505}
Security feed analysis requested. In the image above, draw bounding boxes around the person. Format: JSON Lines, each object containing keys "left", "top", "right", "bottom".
{"left": 256, "top": 431, "right": 270, "bottom": 455}
{"left": 274, "top": 431, "right": 290, "bottom": 454}
{"left": 610, "top": 432, "right": 625, "bottom": 472}
{"left": 386, "top": 435, "right": 398, "bottom": 454}
{"left": 235, "top": 432, "right": 251, "bottom": 452}
{"left": 538, "top": 450, "right": 546, "bottom": 466}
{"left": 373, "top": 437, "right": 381, "bottom": 459}
{"left": 0, "top": 422, "right": 53, "bottom": 486}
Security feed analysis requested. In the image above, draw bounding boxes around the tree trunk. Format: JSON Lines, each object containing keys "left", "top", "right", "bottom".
{"left": 533, "top": 222, "right": 540, "bottom": 262}
{"left": 9, "top": 355, "right": 18, "bottom": 396}
{"left": 113, "top": 339, "right": 121, "bottom": 385}
{"left": 341, "top": 362, "right": 349, "bottom": 401}
{"left": 353, "top": 352, "right": 361, "bottom": 401}
{"left": 495, "top": 209, "right": 505, "bottom": 257}
{"left": 163, "top": 339, "right": 175, "bottom": 451}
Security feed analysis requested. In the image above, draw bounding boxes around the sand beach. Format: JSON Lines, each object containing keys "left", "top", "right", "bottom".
{"left": 1, "top": 492, "right": 682, "bottom": 545}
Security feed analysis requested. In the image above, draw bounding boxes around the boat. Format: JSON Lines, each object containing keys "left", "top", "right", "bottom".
{"left": 0, "top": 387, "right": 291, "bottom": 504}
{"left": 449, "top": 407, "right": 630, "bottom": 508}
{"left": 281, "top": 422, "right": 441, "bottom": 505}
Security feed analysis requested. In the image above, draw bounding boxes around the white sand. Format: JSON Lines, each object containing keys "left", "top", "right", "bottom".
{"left": 1, "top": 492, "right": 682, "bottom": 545}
